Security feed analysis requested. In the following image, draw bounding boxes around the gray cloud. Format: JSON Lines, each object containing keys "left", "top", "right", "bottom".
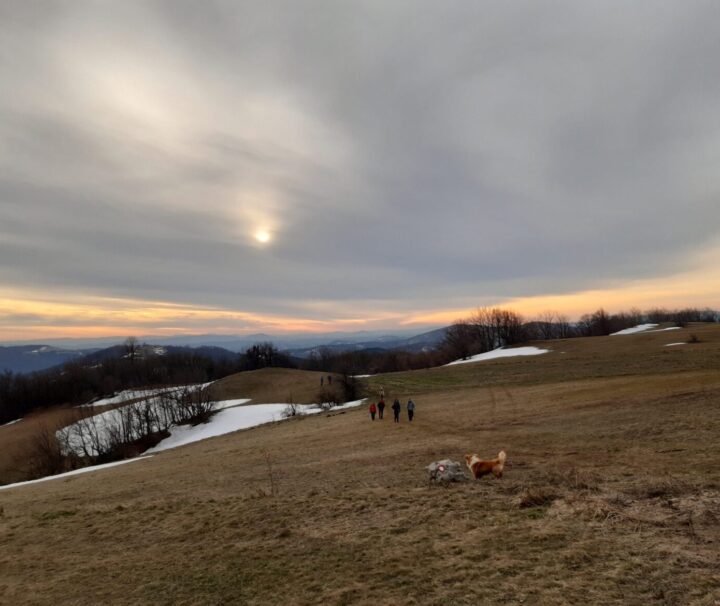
{"left": 1, "top": 1, "right": 720, "bottom": 324}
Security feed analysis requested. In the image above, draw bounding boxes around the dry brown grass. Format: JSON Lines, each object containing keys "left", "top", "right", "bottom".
{"left": 209, "top": 367, "right": 342, "bottom": 405}
{"left": 0, "top": 406, "right": 93, "bottom": 485}
{"left": 1, "top": 327, "right": 720, "bottom": 604}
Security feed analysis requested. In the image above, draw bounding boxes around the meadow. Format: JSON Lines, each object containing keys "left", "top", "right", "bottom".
{"left": 1, "top": 324, "right": 719, "bottom": 605}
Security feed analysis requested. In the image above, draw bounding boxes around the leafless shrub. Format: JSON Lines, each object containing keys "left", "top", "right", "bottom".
{"left": 26, "top": 424, "right": 69, "bottom": 478}
{"left": 171, "top": 385, "right": 215, "bottom": 425}
{"left": 687, "top": 333, "right": 701, "bottom": 344}
{"left": 281, "top": 403, "right": 299, "bottom": 418}
{"left": 59, "top": 385, "right": 216, "bottom": 463}
{"left": 316, "top": 387, "right": 340, "bottom": 407}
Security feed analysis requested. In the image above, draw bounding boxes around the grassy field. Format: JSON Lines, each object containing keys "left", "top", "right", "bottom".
{"left": 1, "top": 325, "right": 719, "bottom": 605}
{"left": 0, "top": 405, "right": 102, "bottom": 485}
{"left": 209, "top": 368, "right": 340, "bottom": 405}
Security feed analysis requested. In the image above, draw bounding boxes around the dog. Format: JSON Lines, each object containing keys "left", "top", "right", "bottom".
{"left": 465, "top": 450, "right": 506, "bottom": 479}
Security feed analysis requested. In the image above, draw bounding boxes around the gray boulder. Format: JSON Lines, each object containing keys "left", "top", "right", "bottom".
{"left": 427, "top": 459, "right": 468, "bottom": 483}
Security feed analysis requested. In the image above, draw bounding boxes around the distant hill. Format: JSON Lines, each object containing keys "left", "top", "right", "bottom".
{"left": 0, "top": 328, "right": 450, "bottom": 371}
{"left": 75, "top": 343, "right": 242, "bottom": 366}
{"left": 284, "top": 327, "right": 449, "bottom": 359}
{"left": 1, "top": 327, "right": 445, "bottom": 352}
{"left": 0, "top": 343, "right": 242, "bottom": 375}
{"left": 0, "top": 345, "right": 96, "bottom": 374}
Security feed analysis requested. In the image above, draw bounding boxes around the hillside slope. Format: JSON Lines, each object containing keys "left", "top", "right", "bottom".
{"left": 1, "top": 326, "right": 719, "bottom": 605}
{"left": 209, "top": 367, "right": 341, "bottom": 404}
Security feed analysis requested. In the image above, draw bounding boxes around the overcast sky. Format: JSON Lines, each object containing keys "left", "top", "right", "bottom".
{"left": 1, "top": 1, "right": 719, "bottom": 339}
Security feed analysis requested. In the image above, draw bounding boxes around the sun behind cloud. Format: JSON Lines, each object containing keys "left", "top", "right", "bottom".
{"left": 254, "top": 229, "right": 271, "bottom": 244}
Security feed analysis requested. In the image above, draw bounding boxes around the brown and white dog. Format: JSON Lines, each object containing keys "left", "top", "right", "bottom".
{"left": 465, "top": 450, "right": 507, "bottom": 479}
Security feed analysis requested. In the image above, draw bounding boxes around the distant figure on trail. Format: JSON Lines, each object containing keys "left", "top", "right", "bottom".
{"left": 320, "top": 376, "right": 324, "bottom": 387}
{"left": 377, "top": 397, "right": 386, "bottom": 419}
{"left": 392, "top": 398, "right": 401, "bottom": 423}
{"left": 328, "top": 375, "right": 332, "bottom": 385}
{"left": 369, "top": 402, "right": 377, "bottom": 421}
{"left": 379, "top": 386, "right": 385, "bottom": 399}
{"left": 407, "top": 398, "right": 415, "bottom": 422}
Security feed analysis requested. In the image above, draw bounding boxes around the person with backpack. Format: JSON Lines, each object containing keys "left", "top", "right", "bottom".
{"left": 407, "top": 398, "right": 416, "bottom": 422}
{"left": 377, "top": 397, "right": 386, "bottom": 419}
{"left": 369, "top": 402, "right": 377, "bottom": 421}
{"left": 392, "top": 398, "right": 401, "bottom": 423}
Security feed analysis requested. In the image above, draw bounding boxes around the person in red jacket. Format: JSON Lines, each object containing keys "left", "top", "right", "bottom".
{"left": 369, "top": 402, "right": 377, "bottom": 421}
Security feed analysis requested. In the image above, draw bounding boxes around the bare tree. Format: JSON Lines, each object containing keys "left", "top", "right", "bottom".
{"left": 124, "top": 336, "right": 140, "bottom": 363}
{"left": 26, "top": 423, "right": 67, "bottom": 478}
{"left": 442, "top": 322, "right": 478, "bottom": 360}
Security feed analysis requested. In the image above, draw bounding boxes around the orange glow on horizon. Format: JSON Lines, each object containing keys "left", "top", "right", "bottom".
{"left": 1, "top": 254, "right": 719, "bottom": 341}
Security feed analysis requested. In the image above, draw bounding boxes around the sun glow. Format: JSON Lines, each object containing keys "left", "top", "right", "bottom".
{"left": 254, "top": 230, "right": 271, "bottom": 244}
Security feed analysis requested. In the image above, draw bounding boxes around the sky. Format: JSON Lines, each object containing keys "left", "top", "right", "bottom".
{"left": 1, "top": 1, "right": 719, "bottom": 341}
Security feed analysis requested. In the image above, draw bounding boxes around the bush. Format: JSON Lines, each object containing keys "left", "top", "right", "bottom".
{"left": 25, "top": 424, "right": 73, "bottom": 478}
{"left": 281, "top": 403, "right": 299, "bottom": 418}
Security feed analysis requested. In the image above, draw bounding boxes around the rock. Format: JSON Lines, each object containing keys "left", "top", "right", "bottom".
{"left": 427, "top": 459, "right": 468, "bottom": 483}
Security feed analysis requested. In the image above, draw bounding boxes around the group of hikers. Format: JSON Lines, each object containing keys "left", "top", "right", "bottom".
{"left": 369, "top": 386, "right": 415, "bottom": 423}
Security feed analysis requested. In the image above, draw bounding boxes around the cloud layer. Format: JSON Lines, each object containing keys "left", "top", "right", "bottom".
{"left": 1, "top": 1, "right": 719, "bottom": 336}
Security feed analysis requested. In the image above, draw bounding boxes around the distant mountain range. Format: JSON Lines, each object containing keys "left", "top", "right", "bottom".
{"left": 283, "top": 327, "right": 448, "bottom": 358}
{"left": 0, "top": 327, "right": 449, "bottom": 373}
{"left": 0, "top": 345, "right": 96, "bottom": 374}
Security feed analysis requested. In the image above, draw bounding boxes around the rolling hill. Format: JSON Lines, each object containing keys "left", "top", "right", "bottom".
{"left": 1, "top": 323, "right": 719, "bottom": 604}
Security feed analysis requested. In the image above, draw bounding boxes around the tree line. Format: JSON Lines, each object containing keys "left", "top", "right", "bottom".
{"left": 2, "top": 305, "right": 717, "bottom": 424}
{"left": 0, "top": 340, "right": 291, "bottom": 425}
{"left": 442, "top": 306, "right": 718, "bottom": 362}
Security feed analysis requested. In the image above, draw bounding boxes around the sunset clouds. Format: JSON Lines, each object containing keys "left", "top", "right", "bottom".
{"left": 1, "top": 2, "right": 719, "bottom": 339}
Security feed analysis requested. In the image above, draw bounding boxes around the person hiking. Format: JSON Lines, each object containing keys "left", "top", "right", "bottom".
{"left": 369, "top": 402, "right": 377, "bottom": 421}
{"left": 407, "top": 398, "right": 415, "bottom": 422}
{"left": 377, "top": 397, "right": 386, "bottom": 419}
{"left": 379, "top": 386, "right": 385, "bottom": 399}
{"left": 392, "top": 398, "right": 401, "bottom": 423}
{"left": 320, "top": 376, "right": 324, "bottom": 387}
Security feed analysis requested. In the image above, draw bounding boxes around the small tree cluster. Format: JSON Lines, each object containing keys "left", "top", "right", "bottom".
{"left": 243, "top": 342, "right": 291, "bottom": 370}
{"left": 57, "top": 385, "right": 214, "bottom": 463}
{"left": 0, "top": 346, "right": 241, "bottom": 426}
{"left": 441, "top": 307, "right": 527, "bottom": 360}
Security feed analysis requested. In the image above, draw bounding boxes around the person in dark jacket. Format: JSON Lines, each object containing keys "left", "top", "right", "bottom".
{"left": 407, "top": 398, "right": 415, "bottom": 421}
{"left": 377, "top": 397, "right": 385, "bottom": 419}
{"left": 391, "top": 398, "right": 401, "bottom": 423}
{"left": 369, "top": 402, "right": 377, "bottom": 421}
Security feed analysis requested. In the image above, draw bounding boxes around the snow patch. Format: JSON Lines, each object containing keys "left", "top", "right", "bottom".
{"left": 147, "top": 399, "right": 365, "bottom": 454}
{"left": 1, "top": 418, "right": 21, "bottom": 427}
{"left": 0, "top": 457, "right": 152, "bottom": 492}
{"left": 610, "top": 324, "right": 658, "bottom": 335}
{"left": 648, "top": 327, "right": 682, "bottom": 333}
{"left": 29, "top": 346, "right": 53, "bottom": 354}
{"left": 212, "top": 398, "right": 251, "bottom": 411}
{"left": 78, "top": 382, "right": 213, "bottom": 408}
{"left": 5, "top": 399, "right": 365, "bottom": 491}
{"left": 446, "top": 346, "right": 550, "bottom": 366}
{"left": 664, "top": 342, "right": 686, "bottom": 347}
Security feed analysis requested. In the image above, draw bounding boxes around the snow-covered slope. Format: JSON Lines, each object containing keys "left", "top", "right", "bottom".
{"left": 446, "top": 346, "right": 550, "bottom": 366}
{"left": 610, "top": 324, "right": 658, "bottom": 335}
